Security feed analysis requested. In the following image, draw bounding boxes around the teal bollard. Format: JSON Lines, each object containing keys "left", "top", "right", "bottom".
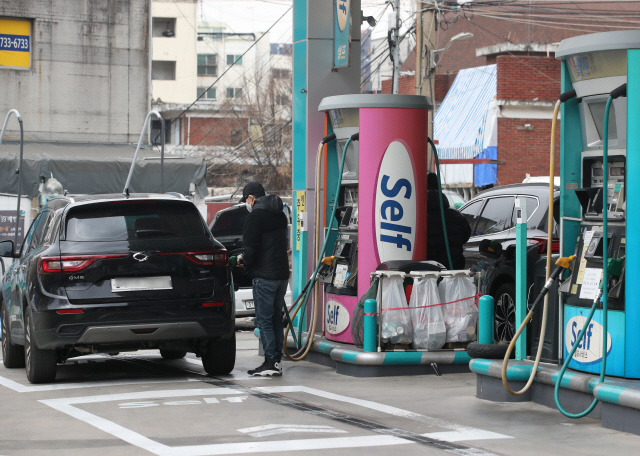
{"left": 364, "top": 299, "right": 378, "bottom": 352}
{"left": 478, "top": 295, "right": 495, "bottom": 345}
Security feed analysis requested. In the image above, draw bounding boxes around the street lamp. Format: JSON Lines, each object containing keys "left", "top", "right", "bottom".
{"left": 429, "top": 32, "right": 474, "bottom": 69}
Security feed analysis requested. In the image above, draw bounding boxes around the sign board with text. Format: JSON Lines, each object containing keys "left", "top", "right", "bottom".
{"left": 0, "top": 19, "right": 31, "bottom": 69}
{"left": 333, "top": 0, "right": 351, "bottom": 68}
{"left": 0, "top": 210, "right": 25, "bottom": 252}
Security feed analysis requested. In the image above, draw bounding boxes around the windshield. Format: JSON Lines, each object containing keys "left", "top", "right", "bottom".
{"left": 65, "top": 200, "right": 206, "bottom": 242}
{"left": 210, "top": 206, "right": 248, "bottom": 236}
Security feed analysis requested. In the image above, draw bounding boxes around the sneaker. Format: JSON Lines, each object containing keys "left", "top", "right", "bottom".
{"left": 248, "top": 360, "right": 282, "bottom": 377}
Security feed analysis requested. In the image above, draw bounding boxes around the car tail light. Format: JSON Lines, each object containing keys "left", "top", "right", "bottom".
{"left": 39, "top": 254, "right": 128, "bottom": 273}
{"left": 159, "top": 250, "right": 228, "bottom": 265}
{"left": 203, "top": 302, "right": 225, "bottom": 307}
{"left": 531, "top": 237, "right": 560, "bottom": 255}
{"left": 56, "top": 309, "right": 84, "bottom": 315}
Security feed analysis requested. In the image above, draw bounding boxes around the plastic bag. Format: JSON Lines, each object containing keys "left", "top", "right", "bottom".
{"left": 439, "top": 276, "right": 478, "bottom": 342}
{"left": 409, "top": 277, "right": 446, "bottom": 350}
{"left": 380, "top": 276, "right": 413, "bottom": 345}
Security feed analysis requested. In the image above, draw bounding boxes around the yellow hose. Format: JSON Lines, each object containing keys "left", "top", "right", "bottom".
{"left": 502, "top": 99, "right": 560, "bottom": 395}
{"left": 282, "top": 141, "right": 325, "bottom": 361}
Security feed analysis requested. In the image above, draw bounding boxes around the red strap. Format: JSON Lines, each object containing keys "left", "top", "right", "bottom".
{"left": 366, "top": 293, "right": 481, "bottom": 315}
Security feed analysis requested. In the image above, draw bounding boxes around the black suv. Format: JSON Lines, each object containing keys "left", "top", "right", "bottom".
{"left": 0, "top": 194, "right": 235, "bottom": 383}
{"left": 458, "top": 183, "right": 559, "bottom": 342}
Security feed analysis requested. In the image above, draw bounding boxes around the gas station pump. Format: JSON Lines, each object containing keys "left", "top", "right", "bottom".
{"left": 495, "top": 30, "right": 640, "bottom": 419}
{"left": 317, "top": 94, "right": 433, "bottom": 344}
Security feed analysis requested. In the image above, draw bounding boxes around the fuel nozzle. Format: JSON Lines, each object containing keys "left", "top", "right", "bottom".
{"left": 529, "top": 256, "right": 575, "bottom": 313}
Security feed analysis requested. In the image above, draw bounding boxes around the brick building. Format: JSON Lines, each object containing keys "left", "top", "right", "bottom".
{"left": 379, "top": 1, "right": 640, "bottom": 187}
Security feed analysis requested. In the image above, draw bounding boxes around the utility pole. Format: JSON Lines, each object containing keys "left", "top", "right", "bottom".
{"left": 392, "top": 0, "right": 401, "bottom": 94}
{"left": 416, "top": 1, "right": 436, "bottom": 140}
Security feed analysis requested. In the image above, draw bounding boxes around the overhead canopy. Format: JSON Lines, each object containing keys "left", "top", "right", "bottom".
{"left": 0, "top": 142, "right": 208, "bottom": 198}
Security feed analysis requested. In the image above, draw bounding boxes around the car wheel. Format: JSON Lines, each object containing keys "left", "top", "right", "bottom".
{"left": 494, "top": 283, "right": 516, "bottom": 342}
{"left": 201, "top": 334, "right": 236, "bottom": 375}
{"left": 25, "top": 308, "right": 57, "bottom": 384}
{"left": 160, "top": 349, "right": 187, "bottom": 360}
{"left": 1, "top": 302, "right": 25, "bottom": 368}
{"left": 466, "top": 342, "right": 514, "bottom": 359}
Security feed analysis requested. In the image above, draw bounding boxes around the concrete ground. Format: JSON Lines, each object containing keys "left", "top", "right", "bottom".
{"left": 0, "top": 320, "right": 638, "bottom": 456}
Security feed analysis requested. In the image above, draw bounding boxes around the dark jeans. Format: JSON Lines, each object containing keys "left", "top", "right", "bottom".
{"left": 253, "top": 277, "right": 288, "bottom": 363}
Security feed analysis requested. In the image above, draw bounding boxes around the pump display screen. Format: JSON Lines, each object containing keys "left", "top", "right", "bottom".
{"left": 588, "top": 102, "right": 618, "bottom": 141}
{"left": 593, "top": 168, "right": 603, "bottom": 177}
{"left": 611, "top": 167, "right": 624, "bottom": 176}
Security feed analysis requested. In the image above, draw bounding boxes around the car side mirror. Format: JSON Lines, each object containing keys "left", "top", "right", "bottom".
{"left": 0, "top": 240, "right": 16, "bottom": 258}
{"left": 479, "top": 239, "right": 502, "bottom": 259}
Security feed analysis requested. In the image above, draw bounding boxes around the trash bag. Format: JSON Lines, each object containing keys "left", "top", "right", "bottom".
{"left": 439, "top": 276, "right": 478, "bottom": 342}
{"left": 380, "top": 276, "right": 413, "bottom": 345}
{"left": 409, "top": 277, "right": 446, "bottom": 350}
{"left": 351, "top": 277, "right": 379, "bottom": 348}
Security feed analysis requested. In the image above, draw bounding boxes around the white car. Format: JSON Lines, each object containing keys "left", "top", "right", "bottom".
{"left": 234, "top": 284, "right": 293, "bottom": 317}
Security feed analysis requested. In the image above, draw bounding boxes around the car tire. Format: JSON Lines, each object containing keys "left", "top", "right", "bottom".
{"left": 25, "top": 308, "right": 57, "bottom": 384}
{"left": 201, "top": 334, "right": 236, "bottom": 375}
{"left": 160, "top": 349, "right": 187, "bottom": 360}
{"left": 466, "top": 342, "right": 514, "bottom": 360}
{"left": 494, "top": 282, "right": 516, "bottom": 342}
{"left": 1, "top": 302, "right": 25, "bottom": 368}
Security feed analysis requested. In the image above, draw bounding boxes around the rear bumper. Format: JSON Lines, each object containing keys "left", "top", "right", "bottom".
{"left": 31, "top": 299, "right": 234, "bottom": 349}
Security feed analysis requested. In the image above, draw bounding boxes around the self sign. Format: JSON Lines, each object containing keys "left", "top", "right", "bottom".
{"left": 375, "top": 141, "right": 417, "bottom": 262}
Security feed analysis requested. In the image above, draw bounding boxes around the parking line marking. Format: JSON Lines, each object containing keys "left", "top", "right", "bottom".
{"left": 39, "top": 386, "right": 511, "bottom": 456}
{"left": 0, "top": 375, "right": 198, "bottom": 393}
{"left": 256, "top": 386, "right": 502, "bottom": 435}
{"left": 180, "top": 358, "right": 272, "bottom": 380}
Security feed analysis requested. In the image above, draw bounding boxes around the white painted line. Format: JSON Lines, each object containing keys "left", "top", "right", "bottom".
{"left": 0, "top": 374, "right": 198, "bottom": 393}
{"left": 422, "top": 429, "right": 513, "bottom": 442}
{"left": 181, "top": 358, "right": 272, "bottom": 380}
{"left": 256, "top": 386, "right": 504, "bottom": 435}
{"left": 175, "top": 435, "right": 408, "bottom": 455}
{"left": 238, "top": 424, "right": 348, "bottom": 438}
{"left": 39, "top": 386, "right": 512, "bottom": 456}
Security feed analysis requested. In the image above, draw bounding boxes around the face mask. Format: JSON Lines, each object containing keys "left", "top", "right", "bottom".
{"left": 245, "top": 202, "right": 253, "bottom": 213}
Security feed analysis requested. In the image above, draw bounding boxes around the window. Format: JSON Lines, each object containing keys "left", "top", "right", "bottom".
{"left": 460, "top": 200, "right": 483, "bottom": 235}
{"left": 226, "top": 87, "right": 243, "bottom": 98}
{"left": 230, "top": 130, "right": 243, "bottom": 146}
{"left": 197, "top": 87, "right": 216, "bottom": 100}
{"left": 227, "top": 54, "right": 242, "bottom": 65}
{"left": 474, "top": 197, "right": 515, "bottom": 236}
{"left": 272, "top": 68, "right": 290, "bottom": 79}
{"left": 197, "top": 54, "right": 217, "bottom": 76}
{"left": 65, "top": 201, "right": 206, "bottom": 242}
{"left": 150, "top": 119, "right": 171, "bottom": 145}
{"left": 210, "top": 207, "right": 249, "bottom": 236}
{"left": 275, "top": 94, "right": 290, "bottom": 105}
{"left": 152, "top": 18, "right": 176, "bottom": 37}
{"left": 510, "top": 197, "right": 539, "bottom": 228}
{"left": 152, "top": 61, "right": 176, "bottom": 80}
{"left": 21, "top": 213, "right": 41, "bottom": 257}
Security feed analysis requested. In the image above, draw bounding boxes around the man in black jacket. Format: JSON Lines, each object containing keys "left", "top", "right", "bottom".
{"left": 426, "top": 173, "right": 471, "bottom": 270}
{"left": 238, "top": 182, "right": 290, "bottom": 377}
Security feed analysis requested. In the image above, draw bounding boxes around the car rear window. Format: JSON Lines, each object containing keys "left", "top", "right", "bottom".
{"left": 210, "top": 206, "right": 248, "bottom": 236}
{"left": 65, "top": 201, "right": 206, "bottom": 242}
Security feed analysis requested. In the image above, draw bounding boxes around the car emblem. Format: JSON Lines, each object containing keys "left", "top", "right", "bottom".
{"left": 133, "top": 252, "right": 148, "bottom": 262}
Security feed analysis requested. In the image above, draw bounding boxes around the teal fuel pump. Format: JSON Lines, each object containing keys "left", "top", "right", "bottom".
{"left": 554, "top": 83, "right": 627, "bottom": 418}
